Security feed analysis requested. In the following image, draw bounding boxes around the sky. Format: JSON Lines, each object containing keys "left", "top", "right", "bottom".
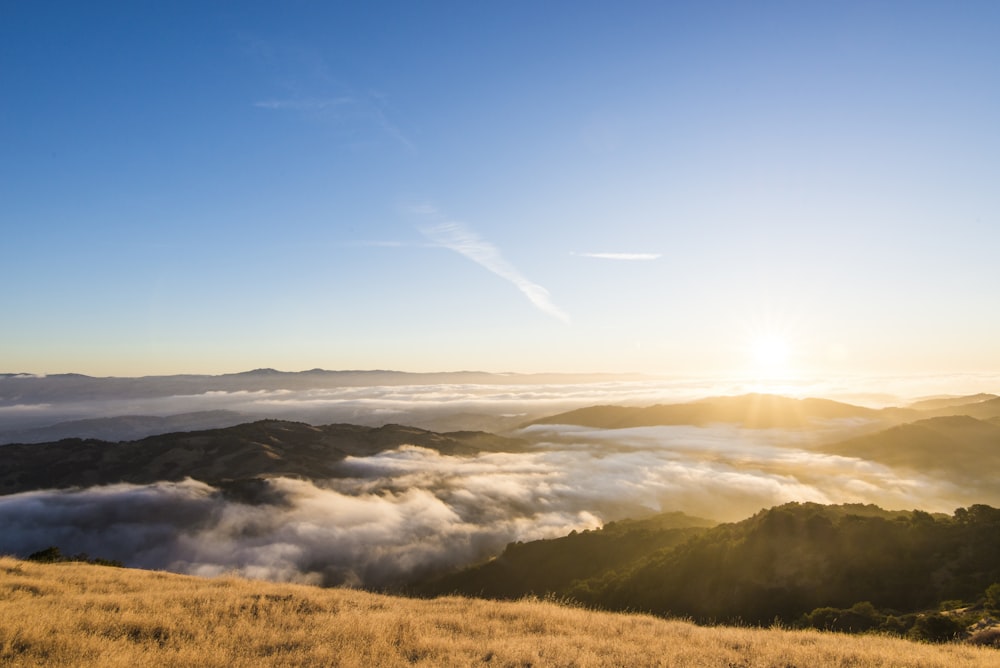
{"left": 3, "top": 1, "right": 999, "bottom": 379}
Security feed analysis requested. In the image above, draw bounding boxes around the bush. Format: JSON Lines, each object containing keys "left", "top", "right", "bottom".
{"left": 25, "top": 546, "right": 123, "bottom": 568}
{"left": 802, "top": 601, "right": 882, "bottom": 633}
{"left": 985, "top": 583, "right": 1000, "bottom": 612}
{"left": 908, "top": 613, "right": 965, "bottom": 643}
{"left": 27, "top": 546, "right": 64, "bottom": 563}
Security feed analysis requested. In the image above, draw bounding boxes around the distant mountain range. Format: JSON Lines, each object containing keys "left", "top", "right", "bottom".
{"left": 0, "top": 369, "right": 645, "bottom": 405}
{"left": 0, "top": 420, "right": 527, "bottom": 496}
{"left": 0, "top": 369, "right": 647, "bottom": 440}
{"left": 0, "top": 410, "right": 249, "bottom": 445}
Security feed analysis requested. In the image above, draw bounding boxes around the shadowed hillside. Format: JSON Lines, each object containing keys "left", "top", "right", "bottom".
{"left": 908, "top": 393, "right": 999, "bottom": 412}
{"left": 925, "top": 396, "right": 1000, "bottom": 420}
{"left": 1, "top": 556, "right": 997, "bottom": 667}
{"left": 0, "top": 421, "right": 526, "bottom": 495}
{"left": 430, "top": 502, "right": 1000, "bottom": 632}
{"left": 820, "top": 415, "right": 1000, "bottom": 481}
{"left": 418, "top": 511, "right": 715, "bottom": 599}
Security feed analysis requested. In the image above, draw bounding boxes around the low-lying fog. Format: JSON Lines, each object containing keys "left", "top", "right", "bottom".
{"left": 1, "top": 418, "right": 988, "bottom": 588}
{"left": 3, "top": 371, "right": 999, "bottom": 441}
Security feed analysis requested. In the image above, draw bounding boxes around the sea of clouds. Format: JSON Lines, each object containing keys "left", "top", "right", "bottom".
{"left": 0, "top": 420, "right": 982, "bottom": 588}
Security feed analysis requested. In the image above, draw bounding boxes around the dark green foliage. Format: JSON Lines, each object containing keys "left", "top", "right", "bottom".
{"left": 908, "top": 613, "right": 966, "bottom": 642}
{"left": 27, "top": 546, "right": 64, "bottom": 563}
{"left": 26, "top": 546, "right": 123, "bottom": 568}
{"left": 432, "top": 501, "right": 1000, "bottom": 637}
{"left": 985, "top": 583, "right": 1000, "bottom": 612}
{"left": 802, "top": 601, "right": 883, "bottom": 633}
{"left": 580, "top": 503, "right": 1000, "bottom": 626}
{"left": 416, "top": 512, "right": 714, "bottom": 599}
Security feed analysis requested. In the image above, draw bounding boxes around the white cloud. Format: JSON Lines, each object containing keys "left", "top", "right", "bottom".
{"left": 419, "top": 215, "right": 570, "bottom": 324}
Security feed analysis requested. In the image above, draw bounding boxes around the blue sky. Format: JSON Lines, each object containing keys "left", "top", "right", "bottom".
{"left": 3, "top": 1, "right": 999, "bottom": 378}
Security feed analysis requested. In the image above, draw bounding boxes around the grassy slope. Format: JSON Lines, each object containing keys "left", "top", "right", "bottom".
{"left": 1, "top": 557, "right": 997, "bottom": 668}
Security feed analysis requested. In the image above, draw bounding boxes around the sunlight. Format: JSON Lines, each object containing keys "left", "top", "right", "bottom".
{"left": 751, "top": 335, "right": 791, "bottom": 374}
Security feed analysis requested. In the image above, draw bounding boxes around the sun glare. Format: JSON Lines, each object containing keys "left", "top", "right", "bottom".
{"left": 749, "top": 335, "right": 792, "bottom": 377}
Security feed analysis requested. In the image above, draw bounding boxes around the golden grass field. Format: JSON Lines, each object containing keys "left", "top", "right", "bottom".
{"left": 2, "top": 556, "right": 998, "bottom": 667}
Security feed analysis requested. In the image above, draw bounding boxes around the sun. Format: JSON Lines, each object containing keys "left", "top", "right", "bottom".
{"left": 737, "top": 310, "right": 803, "bottom": 383}
{"left": 748, "top": 334, "right": 794, "bottom": 379}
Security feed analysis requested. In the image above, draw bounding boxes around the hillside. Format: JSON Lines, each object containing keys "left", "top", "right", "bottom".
{"left": 418, "top": 511, "right": 716, "bottom": 599}
{"left": 820, "top": 415, "right": 1000, "bottom": 481}
{"left": 908, "top": 393, "right": 999, "bottom": 411}
{"left": 430, "top": 502, "right": 1000, "bottom": 631}
{"left": 926, "top": 396, "right": 1000, "bottom": 420}
{"left": 529, "top": 393, "right": 911, "bottom": 429}
{"left": 1, "top": 557, "right": 997, "bottom": 667}
{"left": 581, "top": 503, "right": 1000, "bottom": 626}
{"left": 0, "top": 420, "right": 526, "bottom": 495}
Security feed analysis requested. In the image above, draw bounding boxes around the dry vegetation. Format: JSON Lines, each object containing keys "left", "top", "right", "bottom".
{"left": 1, "top": 557, "right": 997, "bottom": 667}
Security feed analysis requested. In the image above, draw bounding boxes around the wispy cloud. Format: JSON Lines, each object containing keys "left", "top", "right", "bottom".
{"left": 573, "top": 252, "right": 662, "bottom": 261}
{"left": 416, "top": 208, "right": 570, "bottom": 324}
{"left": 366, "top": 89, "right": 416, "bottom": 153}
{"left": 254, "top": 92, "right": 414, "bottom": 152}
{"left": 254, "top": 97, "right": 354, "bottom": 111}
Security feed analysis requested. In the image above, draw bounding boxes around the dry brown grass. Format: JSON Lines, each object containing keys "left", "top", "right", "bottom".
{"left": 1, "top": 556, "right": 997, "bottom": 667}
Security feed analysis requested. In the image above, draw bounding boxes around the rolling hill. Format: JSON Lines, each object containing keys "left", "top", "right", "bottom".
{"left": 528, "top": 393, "right": 913, "bottom": 429}
{"left": 0, "top": 420, "right": 526, "bottom": 495}
{"left": 907, "top": 393, "right": 999, "bottom": 412}
{"left": 819, "top": 415, "right": 1000, "bottom": 481}
{"left": 426, "top": 502, "right": 1000, "bottom": 630}
{"left": 417, "top": 511, "right": 716, "bottom": 599}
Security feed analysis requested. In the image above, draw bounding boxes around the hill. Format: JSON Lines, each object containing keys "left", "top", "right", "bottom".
{"left": 529, "top": 393, "right": 911, "bottom": 429}
{"left": 0, "top": 420, "right": 526, "bottom": 495}
{"left": 1, "top": 557, "right": 996, "bottom": 667}
{"left": 908, "top": 393, "right": 999, "bottom": 411}
{"left": 819, "top": 415, "right": 1000, "bottom": 481}
{"left": 418, "top": 511, "right": 715, "bottom": 599}
{"left": 926, "top": 396, "right": 1000, "bottom": 420}
{"left": 429, "top": 502, "right": 1000, "bottom": 630}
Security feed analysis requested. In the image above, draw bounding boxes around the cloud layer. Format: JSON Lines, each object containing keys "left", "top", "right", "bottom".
{"left": 1, "top": 422, "right": 985, "bottom": 589}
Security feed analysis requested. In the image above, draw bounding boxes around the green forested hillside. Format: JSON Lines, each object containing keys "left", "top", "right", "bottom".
{"left": 418, "top": 511, "right": 714, "bottom": 598}
{"left": 581, "top": 503, "right": 1000, "bottom": 624}
{"left": 429, "top": 502, "right": 1000, "bottom": 635}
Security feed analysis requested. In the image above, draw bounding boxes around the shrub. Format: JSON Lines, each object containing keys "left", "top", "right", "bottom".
{"left": 908, "top": 613, "right": 965, "bottom": 643}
